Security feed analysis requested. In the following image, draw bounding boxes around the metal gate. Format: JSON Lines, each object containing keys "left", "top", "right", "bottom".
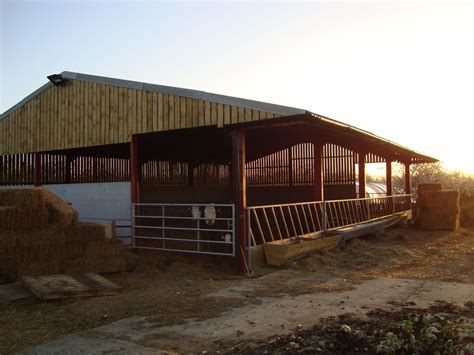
{"left": 132, "top": 203, "right": 235, "bottom": 256}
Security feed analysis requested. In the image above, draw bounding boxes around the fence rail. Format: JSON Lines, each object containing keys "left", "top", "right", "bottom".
{"left": 247, "top": 194, "right": 411, "bottom": 247}
{"left": 132, "top": 203, "right": 235, "bottom": 256}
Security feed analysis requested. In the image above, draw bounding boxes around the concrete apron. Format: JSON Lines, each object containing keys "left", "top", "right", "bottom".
{"left": 21, "top": 277, "right": 474, "bottom": 354}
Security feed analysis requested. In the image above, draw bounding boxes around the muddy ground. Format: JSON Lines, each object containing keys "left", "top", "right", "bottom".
{"left": 1, "top": 226, "right": 474, "bottom": 354}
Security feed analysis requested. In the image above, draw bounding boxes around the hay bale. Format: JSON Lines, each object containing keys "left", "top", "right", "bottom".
{"left": 460, "top": 192, "right": 474, "bottom": 227}
{"left": 419, "top": 190, "right": 460, "bottom": 212}
{"left": 418, "top": 183, "right": 443, "bottom": 192}
{"left": 420, "top": 212, "right": 460, "bottom": 231}
{"left": 0, "top": 189, "right": 49, "bottom": 230}
{"left": 0, "top": 190, "right": 136, "bottom": 281}
{"left": 39, "top": 188, "right": 78, "bottom": 227}
{"left": 418, "top": 190, "right": 460, "bottom": 231}
{"left": 0, "top": 223, "right": 137, "bottom": 281}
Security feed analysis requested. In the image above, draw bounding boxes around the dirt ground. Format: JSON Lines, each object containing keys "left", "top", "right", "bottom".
{"left": 1, "top": 226, "right": 474, "bottom": 354}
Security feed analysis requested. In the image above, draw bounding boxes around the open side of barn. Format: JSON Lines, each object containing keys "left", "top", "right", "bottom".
{"left": 0, "top": 71, "right": 437, "bottom": 273}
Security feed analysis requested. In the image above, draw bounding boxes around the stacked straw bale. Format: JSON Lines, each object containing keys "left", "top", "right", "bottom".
{"left": 0, "top": 188, "right": 137, "bottom": 282}
{"left": 418, "top": 184, "right": 460, "bottom": 231}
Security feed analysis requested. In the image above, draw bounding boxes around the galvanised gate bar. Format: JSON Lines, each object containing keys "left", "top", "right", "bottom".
{"left": 0, "top": 71, "right": 437, "bottom": 273}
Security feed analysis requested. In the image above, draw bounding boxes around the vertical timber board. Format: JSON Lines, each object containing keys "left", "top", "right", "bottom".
{"left": 237, "top": 107, "right": 244, "bottom": 124}
{"left": 163, "top": 94, "right": 170, "bottom": 131}
{"left": 204, "top": 101, "right": 211, "bottom": 126}
{"left": 126, "top": 88, "right": 134, "bottom": 140}
{"left": 157, "top": 93, "right": 163, "bottom": 131}
{"left": 103, "top": 85, "right": 112, "bottom": 144}
{"left": 86, "top": 82, "right": 93, "bottom": 146}
{"left": 192, "top": 98, "right": 198, "bottom": 127}
{"left": 244, "top": 108, "right": 251, "bottom": 122}
{"left": 152, "top": 92, "right": 158, "bottom": 132}
{"left": 186, "top": 97, "right": 192, "bottom": 128}
{"left": 128, "top": 89, "right": 138, "bottom": 140}
{"left": 118, "top": 87, "right": 125, "bottom": 143}
{"left": 136, "top": 90, "right": 142, "bottom": 134}
{"left": 167, "top": 94, "right": 174, "bottom": 130}
{"left": 231, "top": 105, "right": 237, "bottom": 124}
{"left": 0, "top": 119, "right": 4, "bottom": 155}
{"left": 224, "top": 104, "right": 231, "bottom": 125}
{"left": 110, "top": 85, "right": 118, "bottom": 143}
{"left": 72, "top": 80, "right": 78, "bottom": 148}
{"left": 217, "top": 103, "right": 224, "bottom": 128}
{"left": 163, "top": 94, "right": 169, "bottom": 131}
{"left": 147, "top": 91, "right": 153, "bottom": 133}
{"left": 99, "top": 83, "right": 106, "bottom": 145}
{"left": 197, "top": 99, "right": 204, "bottom": 127}
{"left": 174, "top": 95, "right": 180, "bottom": 129}
{"left": 80, "top": 81, "right": 86, "bottom": 147}
{"left": 180, "top": 96, "right": 186, "bottom": 129}
{"left": 26, "top": 100, "right": 31, "bottom": 152}
{"left": 210, "top": 101, "right": 217, "bottom": 126}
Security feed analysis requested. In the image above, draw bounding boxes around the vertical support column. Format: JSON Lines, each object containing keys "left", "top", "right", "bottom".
{"left": 34, "top": 153, "right": 41, "bottom": 187}
{"left": 232, "top": 130, "right": 247, "bottom": 275}
{"left": 313, "top": 141, "right": 324, "bottom": 201}
{"left": 358, "top": 152, "right": 366, "bottom": 198}
{"left": 404, "top": 162, "right": 411, "bottom": 195}
{"left": 130, "top": 135, "right": 139, "bottom": 204}
{"left": 386, "top": 159, "right": 393, "bottom": 196}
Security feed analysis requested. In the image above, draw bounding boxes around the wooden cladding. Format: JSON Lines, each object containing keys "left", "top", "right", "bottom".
{"left": 0, "top": 153, "right": 130, "bottom": 185}
{"left": 323, "top": 144, "right": 355, "bottom": 186}
{"left": 247, "top": 143, "right": 360, "bottom": 187}
{"left": 141, "top": 161, "right": 230, "bottom": 186}
{"left": 0, "top": 153, "right": 35, "bottom": 185}
{"left": 0, "top": 80, "right": 280, "bottom": 155}
{"left": 247, "top": 149, "right": 289, "bottom": 187}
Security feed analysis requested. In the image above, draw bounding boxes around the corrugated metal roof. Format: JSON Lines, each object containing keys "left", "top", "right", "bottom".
{"left": 0, "top": 71, "right": 305, "bottom": 120}
{"left": 0, "top": 71, "right": 437, "bottom": 163}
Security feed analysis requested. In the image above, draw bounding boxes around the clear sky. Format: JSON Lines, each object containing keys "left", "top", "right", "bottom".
{"left": 1, "top": 1, "right": 473, "bottom": 174}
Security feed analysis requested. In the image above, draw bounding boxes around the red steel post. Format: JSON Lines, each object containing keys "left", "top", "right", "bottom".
{"left": 404, "top": 162, "right": 411, "bottom": 195}
{"left": 386, "top": 160, "right": 393, "bottom": 196}
{"left": 232, "top": 130, "right": 247, "bottom": 275}
{"left": 313, "top": 141, "right": 324, "bottom": 201}
{"left": 358, "top": 152, "right": 366, "bottom": 198}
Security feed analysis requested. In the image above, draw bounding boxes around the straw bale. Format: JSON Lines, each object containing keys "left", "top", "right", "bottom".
{"left": 420, "top": 212, "right": 460, "bottom": 231}
{"left": 0, "top": 224, "right": 136, "bottom": 281}
{"left": 460, "top": 193, "right": 474, "bottom": 227}
{"left": 419, "top": 190, "right": 460, "bottom": 212}
{"left": 0, "top": 190, "right": 136, "bottom": 281}
{"left": 418, "top": 183, "right": 443, "bottom": 193}
{"left": 38, "top": 188, "right": 78, "bottom": 227}
{"left": 0, "top": 189, "right": 49, "bottom": 229}
{"left": 65, "top": 222, "right": 106, "bottom": 243}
